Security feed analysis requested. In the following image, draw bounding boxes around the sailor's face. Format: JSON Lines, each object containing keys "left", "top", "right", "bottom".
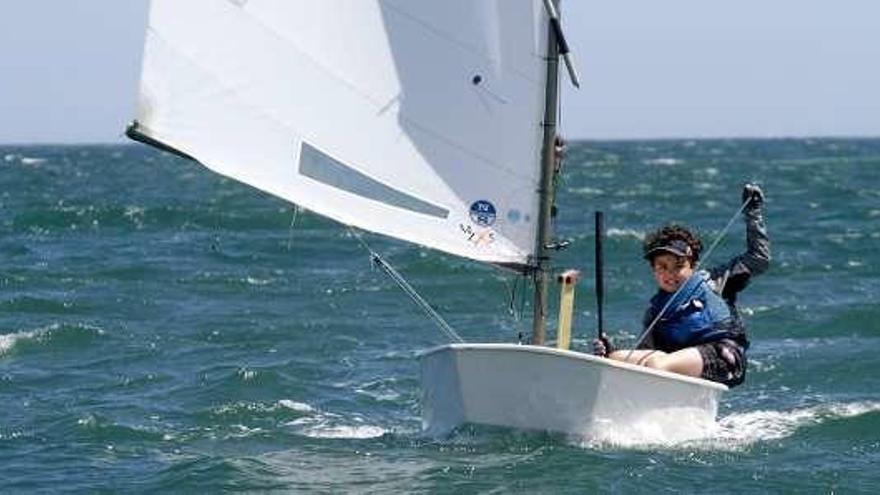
{"left": 651, "top": 254, "right": 693, "bottom": 293}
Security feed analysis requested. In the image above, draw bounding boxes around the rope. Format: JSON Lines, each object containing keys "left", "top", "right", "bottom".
{"left": 348, "top": 228, "right": 464, "bottom": 344}
{"left": 285, "top": 205, "right": 300, "bottom": 252}
{"left": 625, "top": 199, "right": 751, "bottom": 358}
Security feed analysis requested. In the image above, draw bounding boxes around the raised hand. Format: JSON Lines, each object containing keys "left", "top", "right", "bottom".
{"left": 592, "top": 333, "right": 613, "bottom": 357}
{"left": 742, "top": 183, "right": 764, "bottom": 214}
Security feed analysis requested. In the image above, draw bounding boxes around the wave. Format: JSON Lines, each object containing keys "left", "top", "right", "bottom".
{"left": 75, "top": 413, "right": 166, "bottom": 443}
{"left": 0, "top": 323, "right": 104, "bottom": 356}
{"left": 606, "top": 227, "right": 645, "bottom": 240}
{"left": 2, "top": 154, "right": 47, "bottom": 166}
{"left": 713, "top": 401, "right": 880, "bottom": 446}
{"left": 283, "top": 403, "right": 387, "bottom": 439}
{"left": 0, "top": 328, "right": 46, "bottom": 355}
{"left": 642, "top": 157, "right": 683, "bottom": 166}
{"left": 566, "top": 186, "right": 605, "bottom": 196}
{"left": 571, "top": 400, "right": 880, "bottom": 451}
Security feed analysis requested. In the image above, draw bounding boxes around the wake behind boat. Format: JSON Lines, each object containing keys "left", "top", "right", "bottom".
{"left": 126, "top": 0, "right": 726, "bottom": 439}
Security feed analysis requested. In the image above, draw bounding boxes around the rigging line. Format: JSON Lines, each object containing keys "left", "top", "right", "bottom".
{"left": 506, "top": 272, "right": 529, "bottom": 323}
{"left": 210, "top": 203, "right": 223, "bottom": 253}
{"left": 347, "top": 228, "right": 464, "bottom": 344}
{"left": 285, "top": 205, "right": 300, "bottom": 252}
{"left": 504, "top": 274, "right": 519, "bottom": 320}
{"left": 697, "top": 199, "right": 751, "bottom": 271}
{"left": 625, "top": 198, "right": 752, "bottom": 359}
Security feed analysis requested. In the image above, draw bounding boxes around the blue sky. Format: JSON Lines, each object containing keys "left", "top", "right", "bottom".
{"left": 1, "top": 1, "right": 878, "bottom": 144}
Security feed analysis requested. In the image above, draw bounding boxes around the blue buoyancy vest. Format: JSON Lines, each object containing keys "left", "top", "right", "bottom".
{"left": 647, "top": 270, "right": 739, "bottom": 350}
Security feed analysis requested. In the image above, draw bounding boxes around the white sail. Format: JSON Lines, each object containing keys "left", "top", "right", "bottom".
{"left": 131, "top": 0, "right": 550, "bottom": 267}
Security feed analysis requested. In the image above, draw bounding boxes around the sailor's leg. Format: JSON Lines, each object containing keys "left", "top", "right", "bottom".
{"left": 641, "top": 347, "right": 704, "bottom": 377}
{"left": 607, "top": 349, "right": 666, "bottom": 365}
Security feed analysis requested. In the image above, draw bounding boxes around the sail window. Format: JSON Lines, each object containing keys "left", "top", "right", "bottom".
{"left": 299, "top": 143, "right": 449, "bottom": 219}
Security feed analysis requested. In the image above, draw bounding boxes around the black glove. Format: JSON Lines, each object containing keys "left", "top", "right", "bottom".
{"left": 742, "top": 183, "right": 764, "bottom": 217}
{"left": 592, "top": 333, "right": 614, "bottom": 357}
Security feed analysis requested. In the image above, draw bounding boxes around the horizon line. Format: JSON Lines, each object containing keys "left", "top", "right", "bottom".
{"left": 2, "top": 134, "right": 880, "bottom": 147}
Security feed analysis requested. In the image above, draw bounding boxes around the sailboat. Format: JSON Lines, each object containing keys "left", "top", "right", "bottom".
{"left": 127, "top": 0, "right": 725, "bottom": 441}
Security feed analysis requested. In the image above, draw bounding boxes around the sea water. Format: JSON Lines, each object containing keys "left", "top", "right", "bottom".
{"left": 1, "top": 139, "right": 878, "bottom": 492}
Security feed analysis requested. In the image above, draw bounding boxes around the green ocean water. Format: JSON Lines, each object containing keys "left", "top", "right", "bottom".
{"left": 1, "top": 139, "right": 878, "bottom": 493}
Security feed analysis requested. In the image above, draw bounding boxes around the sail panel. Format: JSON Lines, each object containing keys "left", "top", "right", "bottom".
{"left": 299, "top": 142, "right": 449, "bottom": 220}
{"left": 133, "top": 0, "right": 549, "bottom": 265}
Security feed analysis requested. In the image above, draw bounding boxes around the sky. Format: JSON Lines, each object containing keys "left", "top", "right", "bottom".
{"left": 1, "top": 0, "right": 878, "bottom": 144}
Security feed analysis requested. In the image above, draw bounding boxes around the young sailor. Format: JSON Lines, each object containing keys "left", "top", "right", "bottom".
{"left": 594, "top": 184, "right": 770, "bottom": 386}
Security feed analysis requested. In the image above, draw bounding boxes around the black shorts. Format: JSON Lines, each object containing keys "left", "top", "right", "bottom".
{"left": 697, "top": 339, "right": 746, "bottom": 387}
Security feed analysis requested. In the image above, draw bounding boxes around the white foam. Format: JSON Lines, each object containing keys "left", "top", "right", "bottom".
{"left": 577, "top": 407, "right": 718, "bottom": 448}
{"left": 713, "top": 401, "right": 880, "bottom": 446}
{"left": 282, "top": 405, "right": 387, "bottom": 439}
{"left": 300, "top": 424, "right": 386, "bottom": 439}
{"left": 643, "top": 157, "right": 683, "bottom": 166}
{"left": 20, "top": 157, "right": 47, "bottom": 166}
{"left": 277, "top": 400, "right": 314, "bottom": 413}
{"left": 0, "top": 323, "right": 103, "bottom": 357}
{"left": 0, "top": 327, "right": 50, "bottom": 355}
{"left": 567, "top": 186, "right": 604, "bottom": 196}
{"left": 572, "top": 401, "right": 880, "bottom": 451}
{"left": 606, "top": 227, "right": 645, "bottom": 240}
{"left": 354, "top": 378, "right": 402, "bottom": 402}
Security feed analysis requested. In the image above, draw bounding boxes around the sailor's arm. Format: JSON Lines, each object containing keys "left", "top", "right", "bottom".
{"left": 709, "top": 184, "right": 771, "bottom": 296}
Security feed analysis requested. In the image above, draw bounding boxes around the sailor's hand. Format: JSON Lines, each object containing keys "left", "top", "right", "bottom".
{"left": 592, "top": 333, "right": 613, "bottom": 357}
{"left": 742, "top": 183, "right": 764, "bottom": 217}
{"left": 554, "top": 135, "right": 566, "bottom": 170}
{"left": 742, "top": 183, "right": 764, "bottom": 209}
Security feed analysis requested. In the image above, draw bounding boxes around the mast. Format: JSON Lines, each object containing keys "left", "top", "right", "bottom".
{"left": 532, "top": 1, "right": 562, "bottom": 346}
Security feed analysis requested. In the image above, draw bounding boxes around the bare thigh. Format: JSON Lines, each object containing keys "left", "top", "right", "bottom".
{"left": 608, "top": 347, "right": 704, "bottom": 378}
{"left": 608, "top": 349, "right": 665, "bottom": 365}
{"left": 644, "top": 347, "right": 704, "bottom": 377}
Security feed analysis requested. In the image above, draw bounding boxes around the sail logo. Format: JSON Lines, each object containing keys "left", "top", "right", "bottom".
{"left": 469, "top": 200, "right": 497, "bottom": 227}
{"left": 459, "top": 223, "right": 496, "bottom": 247}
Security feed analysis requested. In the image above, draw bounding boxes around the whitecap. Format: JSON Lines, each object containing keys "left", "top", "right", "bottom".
{"left": 0, "top": 327, "right": 51, "bottom": 355}
{"left": 277, "top": 400, "right": 314, "bottom": 413}
{"left": 573, "top": 401, "right": 880, "bottom": 451}
{"left": 606, "top": 227, "right": 644, "bottom": 240}
{"left": 20, "top": 157, "right": 47, "bottom": 166}
{"left": 244, "top": 276, "right": 273, "bottom": 286}
{"left": 567, "top": 186, "right": 604, "bottom": 196}
{"left": 300, "top": 424, "right": 386, "bottom": 439}
{"left": 355, "top": 378, "right": 402, "bottom": 402}
{"left": 714, "top": 401, "right": 880, "bottom": 446}
{"left": 283, "top": 406, "right": 386, "bottom": 439}
{"left": 642, "top": 158, "right": 682, "bottom": 166}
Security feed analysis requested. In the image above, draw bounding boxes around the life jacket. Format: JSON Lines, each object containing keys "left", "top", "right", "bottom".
{"left": 647, "top": 270, "right": 741, "bottom": 351}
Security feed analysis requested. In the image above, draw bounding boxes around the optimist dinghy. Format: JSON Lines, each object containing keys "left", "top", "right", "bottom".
{"left": 126, "top": 0, "right": 726, "bottom": 439}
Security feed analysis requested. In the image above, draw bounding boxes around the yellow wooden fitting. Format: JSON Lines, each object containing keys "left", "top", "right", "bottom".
{"left": 556, "top": 269, "right": 581, "bottom": 350}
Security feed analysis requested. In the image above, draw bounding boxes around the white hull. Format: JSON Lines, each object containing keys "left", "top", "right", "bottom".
{"left": 420, "top": 344, "right": 726, "bottom": 441}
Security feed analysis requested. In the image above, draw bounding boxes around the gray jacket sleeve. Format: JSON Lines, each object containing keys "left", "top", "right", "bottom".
{"left": 707, "top": 207, "right": 771, "bottom": 302}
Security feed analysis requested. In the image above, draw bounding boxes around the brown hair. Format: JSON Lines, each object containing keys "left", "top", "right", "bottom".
{"left": 643, "top": 223, "right": 702, "bottom": 267}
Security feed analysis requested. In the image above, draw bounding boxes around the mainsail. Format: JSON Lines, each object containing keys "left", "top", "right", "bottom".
{"left": 129, "top": 0, "right": 551, "bottom": 269}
